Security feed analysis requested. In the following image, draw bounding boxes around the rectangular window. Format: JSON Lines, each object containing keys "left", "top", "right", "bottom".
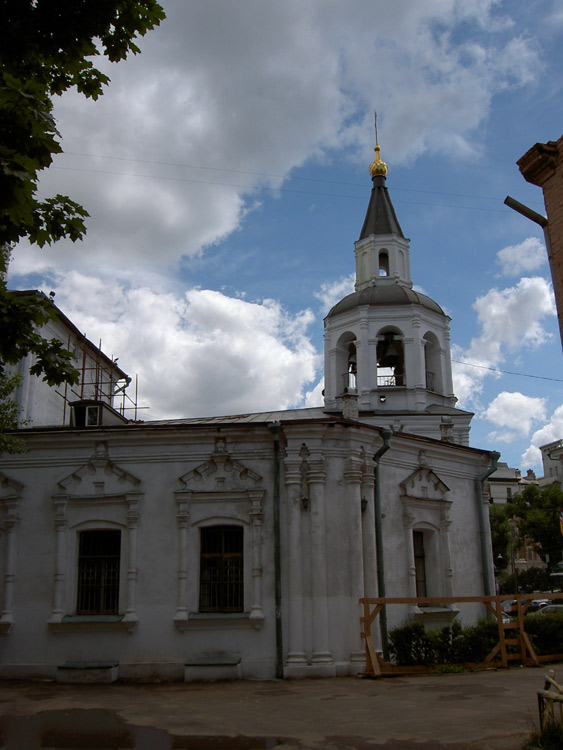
{"left": 77, "top": 529, "right": 121, "bottom": 614}
{"left": 72, "top": 404, "right": 100, "bottom": 427}
{"left": 413, "top": 530, "right": 427, "bottom": 598}
{"left": 199, "top": 525, "right": 243, "bottom": 613}
{"left": 86, "top": 406, "right": 100, "bottom": 426}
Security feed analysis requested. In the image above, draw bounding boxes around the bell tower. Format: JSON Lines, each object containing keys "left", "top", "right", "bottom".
{"left": 323, "top": 119, "right": 471, "bottom": 443}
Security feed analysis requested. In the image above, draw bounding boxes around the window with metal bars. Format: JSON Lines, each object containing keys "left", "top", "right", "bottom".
{"left": 77, "top": 529, "right": 121, "bottom": 615}
{"left": 413, "top": 530, "right": 427, "bottom": 598}
{"left": 199, "top": 525, "right": 243, "bottom": 613}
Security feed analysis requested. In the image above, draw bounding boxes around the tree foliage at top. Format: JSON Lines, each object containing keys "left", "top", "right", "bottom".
{"left": 510, "top": 483, "right": 563, "bottom": 566}
{"left": 0, "top": 0, "right": 165, "bottom": 386}
{"left": 497, "top": 483, "right": 563, "bottom": 567}
{"left": 0, "top": 372, "right": 27, "bottom": 455}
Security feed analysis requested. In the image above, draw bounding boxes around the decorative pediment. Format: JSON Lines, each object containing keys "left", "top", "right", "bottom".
{"left": 179, "top": 454, "right": 262, "bottom": 492}
{"left": 56, "top": 457, "right": 141, "bottom": 497}
{"left": 400, "top": 466, "right": 450, "bottom": 502}
{"left": 0, "top": 472, "right": 24, "bottom": 500}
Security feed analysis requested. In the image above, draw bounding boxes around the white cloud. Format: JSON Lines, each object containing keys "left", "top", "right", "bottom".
{"left": 453, "top": 277, "right": 555, "bottom": 407}
{"left": 303, "top": 379, "right": 325, "bottom": 408}
{"left": 496, "top": 237, "right": 546, "bottom": 277}
{"left": 8, "top": 0, "right": 542, "bottom": 282}
{"left": 314, "top": 274, "right": 355, "bottom": 315}
{"left": 485, "top": 391, "right": 547, "bottom": 439}
{"left": 43, "top": 272, "right": 321, "bottom": 420}
{"left": 522, "top": 405, "right": 563, "bottom": 467}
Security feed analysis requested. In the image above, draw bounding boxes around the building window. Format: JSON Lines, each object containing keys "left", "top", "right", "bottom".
{"left": 77, "top": 529, "right": 121, "bottom": 615}
{"left": 377, "top": 332, "right": 404, "bottom": 387}
{"left": 199, "top": 525, "right": 243, "bottom": 612}
{"left": 72, "top": 404, "right": 100, "bottom": 427}
{"left": 506, "top": 487, "right": 512, "bottom": 501}
{"left": 379, "top": 250, "right": 389, "bottom": 276}
{"left": 413, "top": 530, "right": 427, "bottom": 598}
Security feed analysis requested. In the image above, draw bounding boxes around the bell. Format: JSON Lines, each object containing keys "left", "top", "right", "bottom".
{"left": 378, "top": 336, "right": 401, "bottom": 367}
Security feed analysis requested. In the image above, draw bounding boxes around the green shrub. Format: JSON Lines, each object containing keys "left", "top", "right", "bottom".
{"left": 389, "top": 614, "right": 563, "bottom": 668}
{"left": 389, "top": 618, "right": 504, "bottom": 666}
{"left": 388, "top": 621, "right": 436, "bottom": 666}
{"left": 525, "top": 614, "right": 563, "bottom": 655}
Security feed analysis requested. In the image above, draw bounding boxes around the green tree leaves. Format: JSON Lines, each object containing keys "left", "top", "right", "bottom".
{"left": 0, "top": 372, "right": 27, "bottom": 454}
{"left": 0, "top": 0, "right": 165, "bottom": 384}
{"left": 510, "top": 484, "right": 563, "bottom": 566}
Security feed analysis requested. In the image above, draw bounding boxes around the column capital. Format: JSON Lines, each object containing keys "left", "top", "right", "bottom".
{"left": 344, "top": 455, "right": 364, "bottom": 483}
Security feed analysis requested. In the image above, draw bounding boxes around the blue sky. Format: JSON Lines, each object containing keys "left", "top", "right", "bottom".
{"left": 8, "top": 0, "right": 563, "bottom": 470}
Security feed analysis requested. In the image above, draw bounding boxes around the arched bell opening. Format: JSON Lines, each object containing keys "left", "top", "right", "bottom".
{"left": 423, "top": 332, "right": 443, "bottom": 394}
{"left": 376, "top": 329, "right": 404, "bottom": 387}
{"left": 378, "top": 249, "right": 389, "bottom": 277}
{"left": 336, "top": 332, "right": 358, "bottom": 395}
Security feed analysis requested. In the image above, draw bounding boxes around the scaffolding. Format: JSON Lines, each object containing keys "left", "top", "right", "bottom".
{"left": 56, "top": 335, "right": 141, "bottom": 424}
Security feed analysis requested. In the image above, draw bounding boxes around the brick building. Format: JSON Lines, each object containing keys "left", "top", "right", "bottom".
{"left": 517, "top": 134, "right": 563, "bottom": 348}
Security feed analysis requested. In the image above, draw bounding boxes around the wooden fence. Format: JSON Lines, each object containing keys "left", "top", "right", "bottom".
{"left": 360, "top": 592, "right": 563, "bottom": 677}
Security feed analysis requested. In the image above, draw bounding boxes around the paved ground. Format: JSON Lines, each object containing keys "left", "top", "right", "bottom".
{"left": 0, "top": 666, "right": 556, "bottom": 749}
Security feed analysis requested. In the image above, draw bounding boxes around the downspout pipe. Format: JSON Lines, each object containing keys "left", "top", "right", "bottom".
{"left": 475, "top": 451, "right": 500, "bottom": 597}
{"left": 268, "top": 422, "right": 283, "bottom": 679}
{"left": 374, "top": 429, "right": 392, "bottom": 661}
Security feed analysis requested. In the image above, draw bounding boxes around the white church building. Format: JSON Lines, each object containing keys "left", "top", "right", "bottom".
{"left": 0, "top": 142, "right": 498, "bottom": 682}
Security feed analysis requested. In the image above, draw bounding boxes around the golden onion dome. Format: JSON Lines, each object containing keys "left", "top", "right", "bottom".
{"left": 369, "top": 144, "right": 388, "bottom": 178}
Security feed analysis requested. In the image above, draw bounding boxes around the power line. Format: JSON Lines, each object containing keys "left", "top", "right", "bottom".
{"left": 63, "top": 150, "right": 515, "bottom": 204}
{"left": 52, "top": 165, "right": 510, "bottom": 213}
{"left": 452, "top": 359, "right": 563, "bottom": 383}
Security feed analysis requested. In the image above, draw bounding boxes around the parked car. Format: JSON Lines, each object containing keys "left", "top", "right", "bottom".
{"left": 532, "top": 599, "right": 550, "bottom": 609}
{"left": 528, "top": 604, "right": 563, "bottom": 616}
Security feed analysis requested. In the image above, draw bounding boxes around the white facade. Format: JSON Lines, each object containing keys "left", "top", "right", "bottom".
{"left": 7, "top": 292, "right": 130, "bottom": 428}
{"left": 0, "top": 413, "right": 493, "bottom": 681}
{"left": 0, "top": 148, "right": 497, "bottom": 682}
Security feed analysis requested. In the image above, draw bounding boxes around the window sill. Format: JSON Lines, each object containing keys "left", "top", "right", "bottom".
{"left": 174, "top": 611, "right": 264, "bottom": 632}
{"left": 411, "top": 606, "right": 459, "bottom": 627}
{"left": 48, "top": 614, "right": 138, "bottom": 634}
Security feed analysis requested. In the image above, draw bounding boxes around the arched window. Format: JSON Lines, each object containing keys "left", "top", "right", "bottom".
{"left": 336, "top": 332, "right": 358, "bottom": 394}
{"left": 347, "top": 343, "right": 357, "bottom": 391}
{"left": 423, "top": 332, "right": 442, "bottom": 393}
{"left": 77, "top": 529, "right": 121, "bottom": 615}
{"left": 377, "top": 330, "right": 404, "bottom": 387}
{"left": 413, "top": 530, "right": 427, "bottom": 597}
{"left": 199, "top": 525, "right": 243, "bottom": 613}
{"left": 378, "top": 250, "right": 389, "bottom": 277}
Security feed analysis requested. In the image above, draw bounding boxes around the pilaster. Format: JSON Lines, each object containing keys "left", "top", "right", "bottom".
{"left": 344, "top": 453, "right": 367, "bottom": 669}
{"left": 0, "top": 499, "right": 21, "bottom": 634}
{"left": 308, "top": 454, "right": 333, "bottom": 667}
{"left": 174, "top": 495, "right": 190, "bottom": 627}
{"left": 283, "top": 452, "right": 307, "bottom": 666}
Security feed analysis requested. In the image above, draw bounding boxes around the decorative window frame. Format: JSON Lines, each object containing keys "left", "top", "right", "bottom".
{"left": 0, "top": 473, "right": 24, "bottom": 635}
{"left": 70, "top": 520, "right": 127, "bottom": 616}
{"left": 174, "top": 443, "right": 265, "bottom": 632}
{"left": 400, "top": 457, "right": 457, "bottom": 621}
{"left": 48, "top": 444, "right": 142, "bottom": 633}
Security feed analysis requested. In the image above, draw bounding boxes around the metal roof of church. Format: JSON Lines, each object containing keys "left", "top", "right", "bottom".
{"left": 326, "top": 284, "right": 446, "bottom": 318}
{"left": 144, "top": 407, "right": 330, "bottom": 426}
{"left": 359, "top": 174, "right": 404, "bottom": 240}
